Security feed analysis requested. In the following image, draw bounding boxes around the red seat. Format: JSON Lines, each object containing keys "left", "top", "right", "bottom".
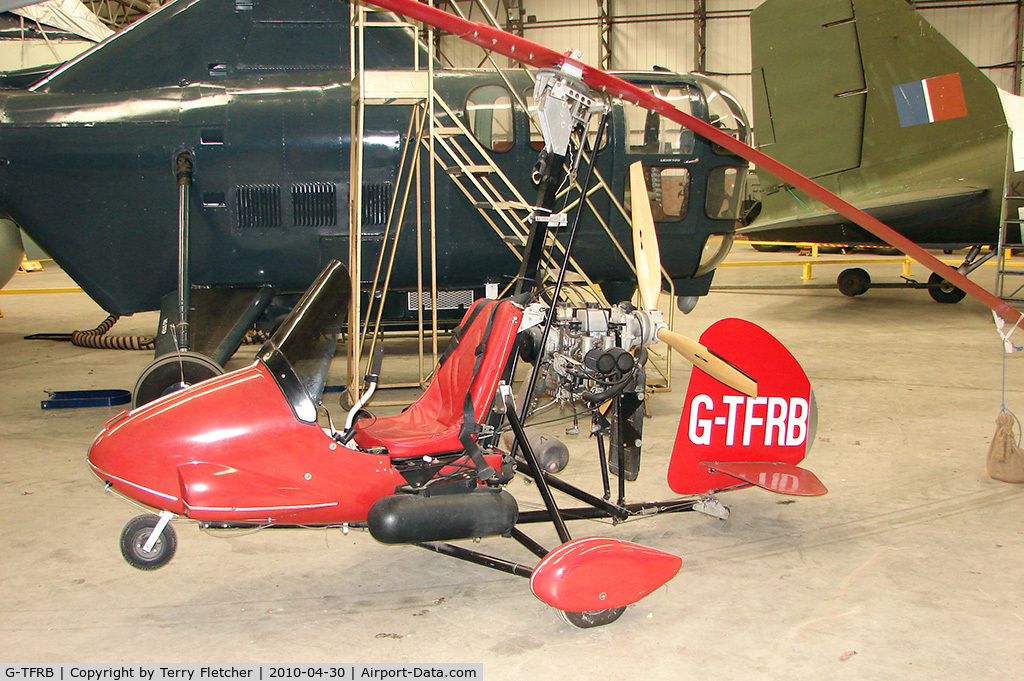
{"left": 351, "top": 299, "right": 523, "bottom": 460}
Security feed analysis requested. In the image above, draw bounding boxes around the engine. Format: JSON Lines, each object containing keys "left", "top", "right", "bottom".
{"left": 513, "top": 301, "right": 652, "bottom": 480}
{"left": 519, "top": 301, "right": 656, "bottom": 405}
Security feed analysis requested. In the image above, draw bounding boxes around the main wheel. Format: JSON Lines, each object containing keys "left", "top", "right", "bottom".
{"left": 120, "top": 514, "right": 177, "bottom": 570}
{"left": 928, "top": 272, "right": 967, "bottom": 304}
{"left": 837, "top": 268, "right": 871, "bottom": 297}
{"left": 132, "top": 351, "right": 223, "bottom": 408}
{"left": 558, "top": 606, "right": 627, "bottom": 629}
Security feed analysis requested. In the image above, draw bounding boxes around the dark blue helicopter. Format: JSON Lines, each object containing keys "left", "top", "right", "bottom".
{"left": 0, "top": 0, "right": 749, "bottom": 403}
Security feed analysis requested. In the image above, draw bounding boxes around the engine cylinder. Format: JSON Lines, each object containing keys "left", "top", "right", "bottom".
{"left": 367, "top": 488, "right": 519, "bottom": 545}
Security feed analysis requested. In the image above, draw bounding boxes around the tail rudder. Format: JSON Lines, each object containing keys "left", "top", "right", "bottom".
{"left": 752, "top": 0, "right": 1005, "bottom": 178}
{"left": 667, "top": 318, "right": 826, "bottom": 497}
{"left": 748, "top": 0, "right": 1009, "bottom": 245}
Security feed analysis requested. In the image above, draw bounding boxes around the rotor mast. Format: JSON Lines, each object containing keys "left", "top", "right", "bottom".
{"left": 515, "top": 56, "right": 608, "bottom": 296}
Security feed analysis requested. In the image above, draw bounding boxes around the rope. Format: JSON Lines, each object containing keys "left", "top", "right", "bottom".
{"left": 1001, "top": 339, "right": 1023, "bottom": 448}
{"left": 992, "top": 309, "right": 1024, "bottom": 447}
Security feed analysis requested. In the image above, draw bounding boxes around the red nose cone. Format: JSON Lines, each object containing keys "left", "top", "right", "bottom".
{"left": 87, "top": 362, "right": 285, "bottom": 514}
{"left": 88, "top": 360, "right": 402, "bottom": 524}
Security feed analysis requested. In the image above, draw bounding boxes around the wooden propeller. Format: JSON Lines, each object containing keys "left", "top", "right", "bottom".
{"left": 629, "top": 161, "right": 757, "bottom": 397}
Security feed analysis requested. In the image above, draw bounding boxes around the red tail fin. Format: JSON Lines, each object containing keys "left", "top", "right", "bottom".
{"left": 667, "top": 318, "right": 824, "bottom": 496}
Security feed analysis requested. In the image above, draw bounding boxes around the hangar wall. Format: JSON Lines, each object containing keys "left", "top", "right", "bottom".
{"left": 437, "top": 0, "right": 1023, "bottom": 134}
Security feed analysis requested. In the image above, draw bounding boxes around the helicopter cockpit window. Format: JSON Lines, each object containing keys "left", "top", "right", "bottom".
{"left": 625, "top": 84, "right": 701, "bottom": 155}
{"left": 466, "top": 85, "right": 514, "bottom": 152}
{"left": 526, "top": 89, "right": 610, "bottom": 153}
{"left": 691, "top": 74, "right": 750, "bottom": 150}
{"left": 624, "top": 166, "right": 690, "bottom": 223}
{"left": 705, "top": 166, "right": 746, "bottom": 220}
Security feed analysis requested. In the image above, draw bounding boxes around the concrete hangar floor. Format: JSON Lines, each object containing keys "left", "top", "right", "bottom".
{"left": 0, "top": 245, "right": 1021, "bottom": 678}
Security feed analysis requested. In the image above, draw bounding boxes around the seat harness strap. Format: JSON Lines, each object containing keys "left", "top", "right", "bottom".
{"left": 436, "top": 298, "right": 488, "bottom": 370}
{"left": 458, "top": 300, "right": 504, "bottom": 480}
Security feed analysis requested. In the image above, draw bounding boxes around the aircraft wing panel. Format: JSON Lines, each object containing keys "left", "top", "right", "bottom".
{"left": 741, "top": 186, "right": 987, "bottom": 232}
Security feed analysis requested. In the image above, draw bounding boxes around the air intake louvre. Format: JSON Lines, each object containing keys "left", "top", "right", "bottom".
{"left": 236, "top": 185, "right": 281, "bottom": 230}
{"left": 292, "top": 183, "right": 337, "bottom": 227}
{"left": 363, "top": 182, "right": 393, "bottom": 226}
{"left": 407, "top": 289, "right": 476, "bottom": 311}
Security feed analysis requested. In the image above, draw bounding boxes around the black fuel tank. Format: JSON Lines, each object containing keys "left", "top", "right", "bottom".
{"left": 367, "top": 488, "right": 518, "bottom": 545}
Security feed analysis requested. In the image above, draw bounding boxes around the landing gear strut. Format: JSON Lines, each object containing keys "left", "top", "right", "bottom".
{"left": 133, "top": 150, "right": 225, "bottom": 408}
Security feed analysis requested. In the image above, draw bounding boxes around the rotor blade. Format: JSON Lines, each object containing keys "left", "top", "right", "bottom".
{"left": 629, "top": 161, "right": 662, "bottom": 311}
{"left": 657, "top": 327, "right": 758, "bottom": 397}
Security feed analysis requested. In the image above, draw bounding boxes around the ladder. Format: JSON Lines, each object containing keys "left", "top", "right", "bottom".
{"left": 352, "top": 4, "right": 676, "bottom": 392}
{"left": 423, "top": 92, "right": 605, "bottom": 297}
{"left": 995, "top": 143, "right": 1024, "bottom": 303}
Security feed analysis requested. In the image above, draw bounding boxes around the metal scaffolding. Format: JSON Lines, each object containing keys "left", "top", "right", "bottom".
{"left": 348, "top": 2, "right": 677, "bottom": 403}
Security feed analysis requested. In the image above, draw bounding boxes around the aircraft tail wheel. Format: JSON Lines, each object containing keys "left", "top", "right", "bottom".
{"left": 557, "top": 607, "right": 627, "bottom": 628}
{"left": 837, "top": 268, "right": 870, "bottom": 297}
{"left": 120, "top": 514, "right": 177, "bottom": 570}
{"left": 928, "top": 272, "right": 967, "bottom": 304}
{"left": 132, "top": 351, "right": 223, "bottom": 408}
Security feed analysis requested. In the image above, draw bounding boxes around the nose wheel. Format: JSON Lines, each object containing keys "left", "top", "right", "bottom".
{"left": 558, "top": 606, "right": 626, "bottom": 628}
{"left": 120, "top": 513, "right": 177, "bottom": 570}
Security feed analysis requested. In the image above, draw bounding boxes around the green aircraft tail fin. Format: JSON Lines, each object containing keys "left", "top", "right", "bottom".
{"left": 751, "top": 0, "right": 1006, "bottom": 187}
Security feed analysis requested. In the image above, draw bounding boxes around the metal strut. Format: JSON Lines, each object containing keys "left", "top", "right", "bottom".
{"left": 141, "top": 510, "right": 175, "bottom": 554}
{"left": 416, "top": 541, "right": 533, "bottom": 578}
{"left": 501, "top": 63, "right": 611, "bottom": 546}
{"left": 497, "top": 383, "right": 572, "bottom": 544}
{"left": 514, "top": 61, "right": 609, "bottom": 296}
{"left": 175, "top": 150, "right": 194, "bottom": 352}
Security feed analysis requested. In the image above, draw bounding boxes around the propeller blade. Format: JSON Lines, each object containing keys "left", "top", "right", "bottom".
{"left": 657, "top": 327, "right": 758, "bottom": 397}
{"left": 629, "top": 161, "right": 662, "bottom": 311}
{"left": 630, "top": 162, "right": 755, "bottom": 396}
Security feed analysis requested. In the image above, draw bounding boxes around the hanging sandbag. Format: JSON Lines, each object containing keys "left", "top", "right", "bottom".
{"left": 987, "top": 411, "right": 1024, "bottom": 484}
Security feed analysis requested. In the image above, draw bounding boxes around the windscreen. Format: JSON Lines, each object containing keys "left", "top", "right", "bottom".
{"left": 691, "top": 74, "right": 750, "bottom": 147}
{"left": 261, "top": 260, "right": 350, "bottom": 421}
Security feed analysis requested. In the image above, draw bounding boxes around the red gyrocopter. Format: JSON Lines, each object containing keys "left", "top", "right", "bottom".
{"left": 87, "top": 0, "right": 835, "bottom": 628}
